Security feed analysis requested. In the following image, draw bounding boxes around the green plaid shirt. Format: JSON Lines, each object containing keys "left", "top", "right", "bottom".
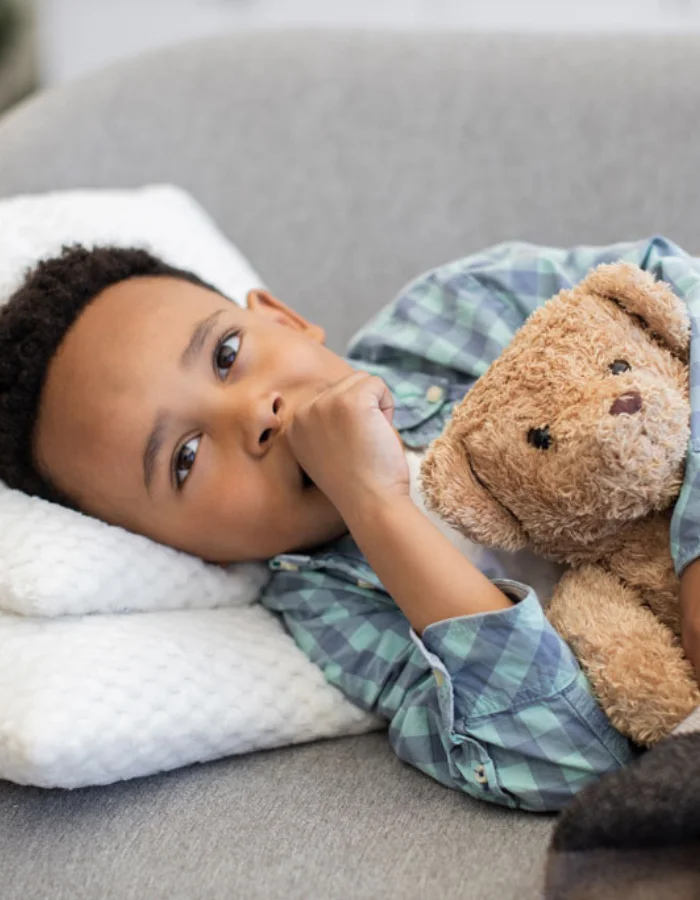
{"left": 261, "top": 236, "right": 700, "bottom": 812}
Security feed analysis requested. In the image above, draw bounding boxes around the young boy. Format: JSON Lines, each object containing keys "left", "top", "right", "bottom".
{"left": 3, "top": 235, "right": 700, "bottom": 812}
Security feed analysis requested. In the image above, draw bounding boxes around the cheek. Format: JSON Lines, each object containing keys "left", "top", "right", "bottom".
{"left": 192, "top": 464, "right": 285, "bottom": 537}
{"left": 277, "top": 340, "right": 350, "bottom": 385}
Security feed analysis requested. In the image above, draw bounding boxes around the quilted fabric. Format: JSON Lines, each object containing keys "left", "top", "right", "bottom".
{"left": 0, "top": 605, "right": 382, "bottom": 788}
{"left": 0, "top": 185, "right": 381, "bottom": 787}
{"left": 0, "top": 485, "right": 269, "bottom": 617}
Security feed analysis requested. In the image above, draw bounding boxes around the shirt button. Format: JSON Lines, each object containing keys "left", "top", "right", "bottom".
{"left": 425, "top": 385, "right": 444, "bottom": 403}
{"left": 433, "top": 669, "right": 444, "bottom": 688}
{"left": 474, "top": 764, "right": 489, "bottom": 785}
{"left": 278, "top": 561, "right": 299, "bottom": 571}
{"left": 356, "top": 579, "right": 374, "bottom": 589}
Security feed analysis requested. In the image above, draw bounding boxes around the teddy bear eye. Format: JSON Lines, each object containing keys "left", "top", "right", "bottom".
{"left": 527, "top": 426, "right": 552, "bottom": 451}
{"left": 609, "top": 359, "right": 631, "bottom": 375}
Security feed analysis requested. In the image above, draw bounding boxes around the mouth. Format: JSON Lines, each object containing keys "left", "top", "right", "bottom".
{"left": 299, "top": 465, "right": 315, "bottom": 490}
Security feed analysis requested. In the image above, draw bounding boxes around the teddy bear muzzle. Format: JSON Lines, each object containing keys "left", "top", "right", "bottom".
{"left": 609, "top": 390, "right": 642, "bottom": 416}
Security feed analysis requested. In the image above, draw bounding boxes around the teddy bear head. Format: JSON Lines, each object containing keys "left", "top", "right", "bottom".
{"left": 420, "top": 262, "right": 691, "bottom": 563}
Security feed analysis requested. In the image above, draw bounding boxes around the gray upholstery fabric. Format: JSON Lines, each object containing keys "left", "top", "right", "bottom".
{"left": 1, "top": 32, "right": 700, "bottom": 351}
{"left": 1, "top": 29, "right": 698, "bottom": 899}
{"left": 1, "top": 733, "right": 554, "bottom": 900}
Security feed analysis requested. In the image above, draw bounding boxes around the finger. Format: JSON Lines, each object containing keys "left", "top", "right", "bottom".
{"left": 314, "top": 370, "right": 368, "bottom": 400}
{"left": 368, "top": 376, "right": 395, "bottom": 424}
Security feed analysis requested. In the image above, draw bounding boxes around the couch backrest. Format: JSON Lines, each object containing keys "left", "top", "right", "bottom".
{"left": 0, "top": 31, "right": 698, "bottom": 349}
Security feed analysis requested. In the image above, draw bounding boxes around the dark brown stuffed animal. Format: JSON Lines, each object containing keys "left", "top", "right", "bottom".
{"left": 421, "top": 262, "right": 699, "bottom": 746}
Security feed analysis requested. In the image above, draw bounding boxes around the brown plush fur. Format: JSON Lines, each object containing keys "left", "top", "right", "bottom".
{"left": 421, "top": 262, "right": 700, "bottom": 746}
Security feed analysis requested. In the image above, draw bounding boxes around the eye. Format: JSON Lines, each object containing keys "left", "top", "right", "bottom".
{"left": 173, "top": 435, "right": 200, "bottom": 488}
{"left": 214, "top": 331, "right": 241, "bottom": 379}
{"left": 609, "top": 359, "right": 631, "bottom": 375}
{"left": 527, "top": 426, "right": 552, "bottom": 451}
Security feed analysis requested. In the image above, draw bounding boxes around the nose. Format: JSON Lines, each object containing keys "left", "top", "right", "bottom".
{"left": 223, "top": 390, "right": 285, "bottom": 458}
{"left": 610, "top": 391, "right": 642, "bottom": 416}
{"left": 254, "top": 393, "right": 285, "bottom": 456}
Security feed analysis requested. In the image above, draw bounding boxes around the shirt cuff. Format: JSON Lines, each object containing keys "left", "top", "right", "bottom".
{"left": 409, "top": 581, "right": 581, "bottom": 723}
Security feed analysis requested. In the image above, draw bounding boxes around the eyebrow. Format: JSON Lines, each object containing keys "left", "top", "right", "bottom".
{"left": 180, "top": 309, "right": 225, "bottom": 369}
{"left": 143, "top": 410, "right": 169, "bottom": 494}
{"left": 142, "top": 309, "right": 227, "bottom": 494}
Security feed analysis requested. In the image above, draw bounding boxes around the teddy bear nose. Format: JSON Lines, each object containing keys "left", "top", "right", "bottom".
{"left": 610, "top": 391, "right": 643, "bottom": 416}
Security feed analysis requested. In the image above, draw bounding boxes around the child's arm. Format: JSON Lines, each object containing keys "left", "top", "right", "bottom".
{"left": 262, "top": 556, "right": 637, "bottom": 812}
{"left": 289, "top": 371, "right": 511, "bottom": 633}
{"left": 680, "top": 560, "right": 700, "bottom": 676}
{"left": 262, "top": 551, "right": 639, "bottom": 812}
{"left": 342, "top": 493, "right": 512, "bottom": 635}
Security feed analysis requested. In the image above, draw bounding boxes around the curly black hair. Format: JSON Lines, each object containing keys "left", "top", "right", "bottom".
{"left": 0, "top": 244, "right": 221, "bottom": 504}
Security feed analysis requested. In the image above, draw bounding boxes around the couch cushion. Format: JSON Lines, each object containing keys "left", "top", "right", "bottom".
{"left": 0, "top": 732, "right": 554, "bottom": 900}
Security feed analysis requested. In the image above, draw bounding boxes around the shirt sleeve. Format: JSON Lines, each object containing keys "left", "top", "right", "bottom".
{"left": 260, "top": 564, "right": 638, "bottom": 812}
{"left": 348, "top": 235, "right": 700, "bottom": 384}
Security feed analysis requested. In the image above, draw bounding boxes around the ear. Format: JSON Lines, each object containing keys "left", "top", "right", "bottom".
{"left": 579, "top": 262, "right": 690, "bottom": 361}
{"left": 420, "top": 436, "right": 527, "bottom": 551}
{"left": 246, "top": 289, "right": 326, "bottom": 344}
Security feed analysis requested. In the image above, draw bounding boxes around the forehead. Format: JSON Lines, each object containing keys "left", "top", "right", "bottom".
{"left": 34, "top": 277, "right": 237, "bottom": 499}
{"left": 76, "top": 275, "right": 231, "bottom": 348}
{"left": 52, "top": 276, "right": 236, "bottom": 389}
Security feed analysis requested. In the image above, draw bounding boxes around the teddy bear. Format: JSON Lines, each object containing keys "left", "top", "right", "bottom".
{"left": 420, "top": 261, "right": 700, "bottom": 747}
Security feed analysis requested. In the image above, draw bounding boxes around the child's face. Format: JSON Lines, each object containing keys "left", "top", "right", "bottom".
{"left": 33, "top": 277, "right": 355, "bottom": 562}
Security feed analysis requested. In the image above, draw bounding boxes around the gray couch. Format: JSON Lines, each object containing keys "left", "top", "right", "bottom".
{"left": 0, "top": 30, "right": 698, "bottom": 900}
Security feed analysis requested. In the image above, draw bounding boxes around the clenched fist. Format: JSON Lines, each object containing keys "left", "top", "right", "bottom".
{"left": 288, "top": 371, "right": 409, "bottom": 519}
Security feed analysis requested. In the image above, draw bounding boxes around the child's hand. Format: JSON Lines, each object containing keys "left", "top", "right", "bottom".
{"left": 288, "top": 371, "right": 409, "bottom": 515}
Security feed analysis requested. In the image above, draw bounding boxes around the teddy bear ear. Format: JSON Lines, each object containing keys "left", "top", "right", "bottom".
{"left": 420, "top": 438, "right": 528, "bottom": 551}
{"left": 579, "top": 261, "right": 690, "bottom": 361}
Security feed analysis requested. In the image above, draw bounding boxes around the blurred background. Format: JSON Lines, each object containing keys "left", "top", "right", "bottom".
{"left": 2, "top": 0, "right": 700, "bottom": 113}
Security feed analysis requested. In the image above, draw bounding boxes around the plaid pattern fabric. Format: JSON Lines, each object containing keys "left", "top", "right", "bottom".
{"left": 261, "top": 236, "right": 700, "bottom": 811}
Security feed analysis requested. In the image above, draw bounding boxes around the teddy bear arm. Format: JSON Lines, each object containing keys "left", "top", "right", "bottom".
{"left": 547, "top": 565, "right": 700, "bottom": 746}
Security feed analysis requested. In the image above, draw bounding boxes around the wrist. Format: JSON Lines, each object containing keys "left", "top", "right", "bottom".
{"left": 339, "top": 487, "right": 512, "bottom": 633}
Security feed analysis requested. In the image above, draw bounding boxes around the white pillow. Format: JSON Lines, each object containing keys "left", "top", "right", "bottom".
{"left": 0, "top": 485, "right": 269, "bottom": 616}
{"left": 0, "top": 607, "right": 382, "bottom": 789}
{"left": 0, "top": 183, "right": 261, "bottom": 305}
{"left": 0, "top": 185, "right": 381, "bottom": 787}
